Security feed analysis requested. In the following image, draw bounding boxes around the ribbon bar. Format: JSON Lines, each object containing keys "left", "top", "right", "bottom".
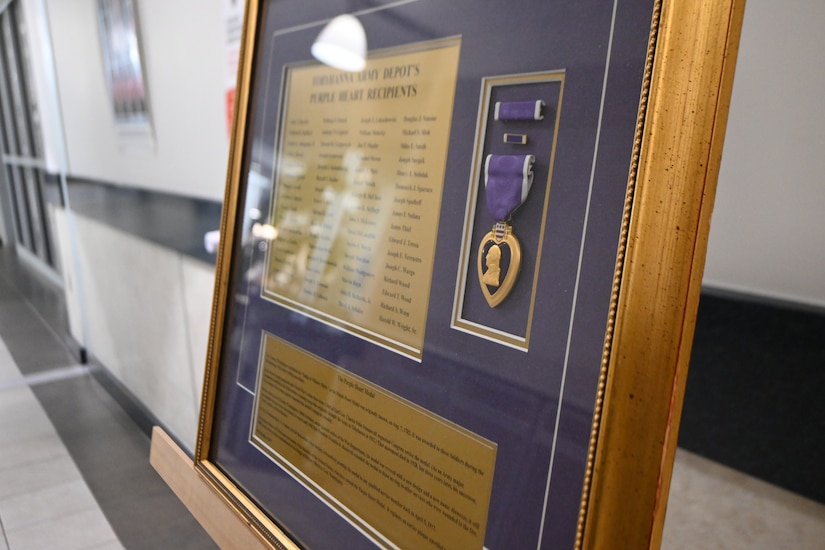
{"left": 504, "top": 133, "right": 528, "bottom": 145}
{"left": 484, "top": 154, "right": 535, "bottom": 220}
{"left": 494, "top": 100, "right": 544, "bottom": 121}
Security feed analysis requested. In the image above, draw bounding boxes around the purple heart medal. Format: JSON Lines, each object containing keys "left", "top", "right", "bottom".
{"left": 477, "top": 154, "right": 534, "bottom": 307}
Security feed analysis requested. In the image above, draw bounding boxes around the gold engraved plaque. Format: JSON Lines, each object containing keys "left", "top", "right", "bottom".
{"left": 252, "top": 333, "right": 497, "bottom": 550}
{"left": 262, "top": 38, "right": 461, "bottom": 360}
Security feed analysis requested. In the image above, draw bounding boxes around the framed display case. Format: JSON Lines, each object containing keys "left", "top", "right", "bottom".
{"left": 155, "top": 0, "right": 745, "bottom": 548}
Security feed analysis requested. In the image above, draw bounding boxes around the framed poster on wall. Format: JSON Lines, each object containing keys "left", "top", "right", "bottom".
{"left": 190, "top": 0, "right": 744, "bottom": 548}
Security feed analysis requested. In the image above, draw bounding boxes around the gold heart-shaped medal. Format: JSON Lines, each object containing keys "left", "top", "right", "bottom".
{"left": 477, "top": 222, "right": 522, "bottom": 307}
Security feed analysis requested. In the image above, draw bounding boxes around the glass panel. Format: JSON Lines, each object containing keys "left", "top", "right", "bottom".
{"left": 2, "top": 9, "right": 34, "bottom": 159}
{"left": 13, "top": 2, "right": 44, "bottom": 158}
{"left": 0, "top": 11, "right": 20, "bottom": 157}
{"left": 8, "top": 165, "right": 32, "bottom": 249}
{"left": 0, "top": 2, "right": 54, "bottom": 267}
{"left": 0, "top": 11, "right": 30, "bottom": 250}
{"left": 22, "top": 165, "right": 48, "bottom": 260}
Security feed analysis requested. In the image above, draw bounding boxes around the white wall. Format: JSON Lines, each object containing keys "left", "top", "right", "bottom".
{"left": 44, "top": 0, "right": 229, "bottom": 201}
{"left": 704, "top": 0, "right": 825, "bottom": 308}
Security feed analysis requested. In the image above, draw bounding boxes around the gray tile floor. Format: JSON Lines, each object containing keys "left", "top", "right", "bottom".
{"left": 0, "top": 341, "right": 121, "bottom": 550}
{"left": 663, "top": 449, "right": 825, "bottom": 549}
{"left": 0, "top": 249, "right": 215, "bottom": 550}
{"left": 0, "top": 247, "right": 823, "bottom": 549}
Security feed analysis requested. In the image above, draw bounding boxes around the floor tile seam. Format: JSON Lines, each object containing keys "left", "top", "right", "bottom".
{"left": 3, "top": 505, "right": 120, "bottom": 541}
{"left": 85, "top": 538, "right": 125, "bottom": 550}
{"left": 22, "top": 374, "right": 152, "bottom": 545}
{"left": 0, "top": 478, "right": 105, "bottom": 531}
{"left": 6, "top": 443, "right": 128, "bottom": 547}
{"left": 0, "top": 364, "right": 90, "bottom": 393}
{"left": 0, "top": 447, "right": 68, "bottom": 475}
{"left": 0, "top": 411, "right": 60, "bottom": 434}
{"left": 0, "top": 513, "right": 8, "bottom": 550}
{"left": 0, "top": 453, "right": 86, "bottom": 499}
{"left": 0, "top": 345, "right": 73, "bottom": 481}
{"left": 0, "top": 498, "right": 108, "bottom": 535}
{"left": 0, "top": 370, "right": 21, "bottom": 386}
{"left": 0, "top": 271, "right": 69, "bottom": 349}
{"left": 0, "top": 473, "right": 91, "bottom": 506}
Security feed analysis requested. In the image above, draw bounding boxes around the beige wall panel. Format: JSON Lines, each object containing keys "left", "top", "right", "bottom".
{"left": 70, "top": 214, "right": 201, "bottom": 448}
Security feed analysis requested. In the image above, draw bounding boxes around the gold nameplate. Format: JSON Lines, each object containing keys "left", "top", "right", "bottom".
{"left": 252, "top": 333, "right": 497, "bottom": 550}
{"left": 477, "top": 222, "right": 522, "bottom": 307}
{"left": 260, "top": 38, "right": 462, "bottom": 361}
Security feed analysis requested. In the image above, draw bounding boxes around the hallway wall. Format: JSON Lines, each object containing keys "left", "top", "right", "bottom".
{"left": 44, "top": 0, "right": 229, "bottom": 201}
{"left": 704, "top": 0, "right": 825, "bottom": 307}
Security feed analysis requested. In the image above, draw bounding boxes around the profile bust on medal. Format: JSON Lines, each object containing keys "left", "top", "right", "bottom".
{"left": 482, "top": 244, "right": 502, "bottom": 287}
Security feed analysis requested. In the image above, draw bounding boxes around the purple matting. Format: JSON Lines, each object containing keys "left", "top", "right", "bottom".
{"left": 209, "top": 1, "right": 658, "bottom": 548}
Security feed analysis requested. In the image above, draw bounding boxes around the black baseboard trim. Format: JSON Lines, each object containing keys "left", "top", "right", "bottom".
{"left": 680, "top": 292, "right": 825, "bottom": 504}
{"left": 702, "top": 284, "right": 825, "bottom": 317}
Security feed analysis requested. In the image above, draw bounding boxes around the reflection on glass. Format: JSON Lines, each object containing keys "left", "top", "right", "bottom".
{"left": 311, "top": 14, "right": 368, "bottom": 72}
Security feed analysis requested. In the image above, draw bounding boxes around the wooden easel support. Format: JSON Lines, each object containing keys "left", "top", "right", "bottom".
{"left": 149, "top": 426, "right": 269, "bottom": 550}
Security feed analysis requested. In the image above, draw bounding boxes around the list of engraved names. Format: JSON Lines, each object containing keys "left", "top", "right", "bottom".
{"left": 262, "top": 40, "right": 461, "bottom": 358}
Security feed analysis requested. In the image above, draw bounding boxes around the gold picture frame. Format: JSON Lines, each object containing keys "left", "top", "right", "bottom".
{"left": 150, "top": 1, "right": 746, "bottom": 548}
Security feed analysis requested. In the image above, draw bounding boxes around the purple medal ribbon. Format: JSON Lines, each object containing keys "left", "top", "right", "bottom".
{"left": 484, "top": 154, "right": 535, "bottom": 220}
{"left": 494, "top": 100, "right": 545, "bottom": 121}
